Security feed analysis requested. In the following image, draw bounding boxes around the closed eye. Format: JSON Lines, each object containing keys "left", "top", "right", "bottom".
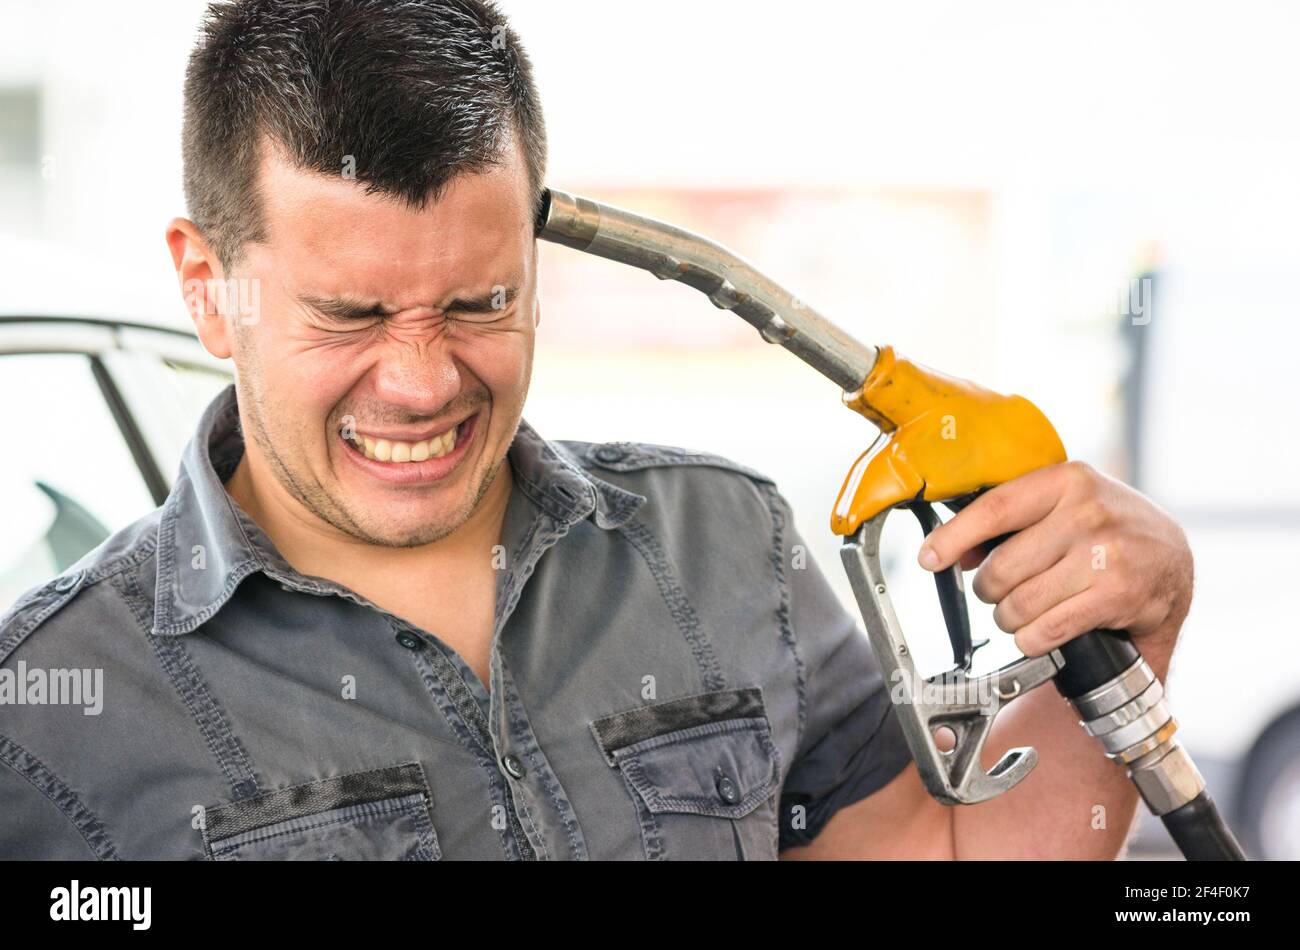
{"left": 445, "top": 286, "right": 519, "bottom": 318}
{"left": 295, "top": 286, "right": 521, "bottom": 326}
{"left": 297, "top": 293, "right": 395, "bottom": 324}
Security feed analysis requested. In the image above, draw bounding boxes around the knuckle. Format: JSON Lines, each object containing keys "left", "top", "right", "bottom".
{"left": 1055, "top": 460, "right": 1098, "bottom": 499}
{"left": 972, "top": 561, "right": 1002, "bottom": 603}
{"left": 1021, "top": 613, "right": 1069, "bottom": 654}
{"left": 1086, "top": 543, "right": 1128, "bottom": 587}
{"left": 996, "top": 589, "right": 1027, "bottom": 631}
{"left": 1064, "top": 459, "right": 1097, "bottom": 486}
{"left": 1121, "top": 566, "right": 1148, "bottom": 606}
{"left": 1049, "top": 604, "right": 1088, "bottom": 644}
{"left": 1007, "top": 577, "right": 1030, "bottom": 612}
{"left": 1072, "top": 497, "right": 1109, "bottom": 534}
{"left": 980, "top": 491, "right": 1010, "bottom": 525}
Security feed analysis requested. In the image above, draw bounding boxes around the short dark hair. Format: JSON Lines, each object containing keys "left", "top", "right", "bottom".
{"left": 181, "top": 0, "right": 547, "bottom": 269}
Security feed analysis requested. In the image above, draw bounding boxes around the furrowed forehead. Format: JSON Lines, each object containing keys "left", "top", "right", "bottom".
{"left": 250, "top": 137, "right": 535, "bottom": 299}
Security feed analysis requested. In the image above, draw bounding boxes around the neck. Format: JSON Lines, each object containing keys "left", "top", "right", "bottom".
{"left": 224, "top": 437, "right": 514, "bottom": 588}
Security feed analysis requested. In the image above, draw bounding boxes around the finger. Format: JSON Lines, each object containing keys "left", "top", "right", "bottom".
{"left": 958, "top": 547, "right": 988, "bottom": 572}
{"left": 918, "top": 467, "right": 1065, "bottom": 571}
{"left": 970, "top": 509, "right": 1077, "bottom": 604}
{"left": 991, "top": 551, "right": 1091, "bottom": 634}
{"left": 1013, "top": 588, "right": 1110, "bottom": 657}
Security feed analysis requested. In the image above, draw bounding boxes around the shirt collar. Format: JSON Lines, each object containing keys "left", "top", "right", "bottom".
{"left": 152, "top": 384, "right": 645, "bottom": 636}
{"left": 506, "top": 417, "right": 646, "bottom": 531}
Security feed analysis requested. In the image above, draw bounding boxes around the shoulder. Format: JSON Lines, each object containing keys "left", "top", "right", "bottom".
{"left": 555, "top": 436, "right": 790, "bottom": 542}
{"left": 0, "top": 508, "right": 162, "bottom": 666}
{"left": 558, "top": 437, "right": 776, "bottom": 491}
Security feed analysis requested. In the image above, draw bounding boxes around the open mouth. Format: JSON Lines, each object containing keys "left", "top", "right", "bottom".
{"left": 338, "top": 412, "right": 478, "bottom": 481}
{"left": 342, "top": 417, "right": 471, "bottom": 462}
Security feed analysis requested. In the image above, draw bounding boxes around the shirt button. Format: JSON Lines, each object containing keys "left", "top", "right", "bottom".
{"left": 717, "top": 774, "right": 740, "bottom": 805}
{"left": 395, "top": 632, "right": 423, "bottom": 650}
{"left": 502, "top": 754, "right": 526, "bottom": 779}
{"left": 54, "top": 572, "right": 81, "bottom": 593}
{"left": 593, "top": 445, "right": 624, "bottom": 464}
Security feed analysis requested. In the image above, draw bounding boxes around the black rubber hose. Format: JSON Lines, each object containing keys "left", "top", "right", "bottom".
{"left": 1160, "top": 790, "right": 1248, "bottom": 861}
{"left": 1053, "top": 630, "right": 1140, "bottom": 699}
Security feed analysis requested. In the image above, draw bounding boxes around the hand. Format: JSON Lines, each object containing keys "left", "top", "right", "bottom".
{"left": 916, "top": 461, "right": 1193, "bottom": 658}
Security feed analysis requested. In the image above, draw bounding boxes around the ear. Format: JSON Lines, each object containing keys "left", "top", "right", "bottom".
{"left": 166, "top": 217, "right": 233, "bottom": 360}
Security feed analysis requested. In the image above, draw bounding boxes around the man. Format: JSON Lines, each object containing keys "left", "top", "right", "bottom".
{"left": 0, "top": 0, "right": 1192, "bottom": 860}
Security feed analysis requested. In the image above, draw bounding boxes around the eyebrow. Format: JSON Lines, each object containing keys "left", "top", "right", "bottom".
{"left": 297, "top": 286, "right": 520, "bottom": 320}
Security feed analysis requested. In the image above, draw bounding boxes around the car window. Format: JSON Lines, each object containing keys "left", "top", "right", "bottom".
{"left": 101, "top": 348, "right": 232, "bottom": 483}
{"left": 0, "top": 353, "right": 155, "bottom": 613}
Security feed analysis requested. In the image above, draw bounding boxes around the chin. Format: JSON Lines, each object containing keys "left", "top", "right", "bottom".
{"left": 354, "top": 510, "right": 452, "bottom": 546}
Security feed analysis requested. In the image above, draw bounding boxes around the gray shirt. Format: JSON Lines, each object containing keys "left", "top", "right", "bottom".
{"left": 0, "top": 385, "right": 910, "bottom": 860}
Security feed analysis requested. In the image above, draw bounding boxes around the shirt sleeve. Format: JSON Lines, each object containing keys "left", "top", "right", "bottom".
{"left": 773, "top": 489, "right": 914, "bottom": 851}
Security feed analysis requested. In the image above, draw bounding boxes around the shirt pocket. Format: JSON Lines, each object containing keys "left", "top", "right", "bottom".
{"left": 202, "top": 762, "right": 441, "bottom": 861}
{"left": 591, "top": 687, "right": 782, "bottom": 860}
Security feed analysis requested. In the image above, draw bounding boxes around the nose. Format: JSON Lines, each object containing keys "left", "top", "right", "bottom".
{"left": 371, "top": 340, "right": 463, "bottom": 416}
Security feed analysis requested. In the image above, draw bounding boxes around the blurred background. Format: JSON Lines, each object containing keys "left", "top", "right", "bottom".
{"left": 1, "top": 0, "right": 1297, "bottom": 859}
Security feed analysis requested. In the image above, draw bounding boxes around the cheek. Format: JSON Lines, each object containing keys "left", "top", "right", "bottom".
{"left": 456, "top": 332, "right": 533, "bottom": 401}
{"left": 257, "top": 332, "right": 369, "bottom": 431}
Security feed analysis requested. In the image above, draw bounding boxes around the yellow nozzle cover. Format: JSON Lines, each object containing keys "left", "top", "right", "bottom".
{"left": 831, "top": 346, "right": 1067, "bottom": 536}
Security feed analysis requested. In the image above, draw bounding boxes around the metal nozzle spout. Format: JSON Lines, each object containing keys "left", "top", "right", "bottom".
{"left": 535, "top": 186, "right": 878, "bottom": 393}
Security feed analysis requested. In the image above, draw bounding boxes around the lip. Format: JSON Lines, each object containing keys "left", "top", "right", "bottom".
{"left": 339, "top": 412, "right": 479, "bottom": 485}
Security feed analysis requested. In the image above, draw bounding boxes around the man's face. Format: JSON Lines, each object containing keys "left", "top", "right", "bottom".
{"left": 226, "top": 140, "right": 539, "bottom": 547}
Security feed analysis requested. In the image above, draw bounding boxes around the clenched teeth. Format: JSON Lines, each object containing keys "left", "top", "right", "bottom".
{"left": 345, "top": 426, "right": 458, "bottom": 462}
